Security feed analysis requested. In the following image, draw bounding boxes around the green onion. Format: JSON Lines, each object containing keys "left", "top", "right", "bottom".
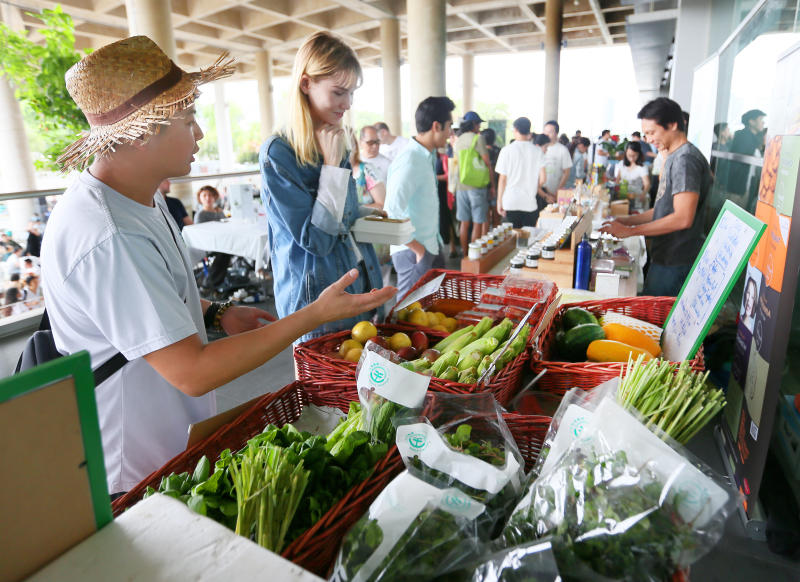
{"left": 618, "top": 356, "right": 726, "bottom": 445}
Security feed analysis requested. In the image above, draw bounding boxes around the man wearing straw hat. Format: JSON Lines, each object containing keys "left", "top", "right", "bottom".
{"left": 41, "top": 36, "right": 395, "bottom": 497}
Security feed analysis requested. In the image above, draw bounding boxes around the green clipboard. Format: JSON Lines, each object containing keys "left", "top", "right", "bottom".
{"left": 0, "top": 351, "right": 111, "bottom": 582}
{"left": 661, "top": 200, "right": 767, "bottom": 362}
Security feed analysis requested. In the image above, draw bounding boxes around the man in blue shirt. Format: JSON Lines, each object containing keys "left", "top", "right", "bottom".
{"left": 385, "top": 96, "right": 455, "bottom": 295}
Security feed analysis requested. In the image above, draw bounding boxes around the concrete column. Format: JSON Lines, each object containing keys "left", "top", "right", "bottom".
{"left": 124, "top": 0, "right": 177, "bottom": 59}
{"left": 255, "top": 50, "right": 274, "bottom": 140}
{"left": 380, "top": 18, "right": 402, "bottom": 136}
{"left": 543, "top": 0, "right": 563, "bottom": 125}
{"left": 214, "top": 82, "right": 234, "bottom": 170}
{"left": 407, "top": 0, "right": 446, "bottom": 114}
{"left": 462, "top": 54, "right": 474, "bottom": 113}
{"left": 0, "top": 5, "right": 36, "bottom": 236}
{"left": 670, "top": 0, "right": 713, "bottom": 110}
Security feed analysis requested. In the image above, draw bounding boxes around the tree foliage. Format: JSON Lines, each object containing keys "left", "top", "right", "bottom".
{"left": 0, "top": 7, "right": 88, "bottom": 170}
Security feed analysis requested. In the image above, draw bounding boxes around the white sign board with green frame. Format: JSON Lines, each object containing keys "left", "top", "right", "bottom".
{"left": 662, "top": 200, "right": 766, "bottom": 362}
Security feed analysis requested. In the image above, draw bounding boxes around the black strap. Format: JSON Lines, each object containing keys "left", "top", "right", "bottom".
{"left": 40, "top": 308, "right": 129, "bottom": 387}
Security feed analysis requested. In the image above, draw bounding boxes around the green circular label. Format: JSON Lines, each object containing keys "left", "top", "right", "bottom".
{"left": 369, "top": 362, "right": 388, "bottom": 385}
{"left": 407, "top": 432, "right": 428, "bottom": 451}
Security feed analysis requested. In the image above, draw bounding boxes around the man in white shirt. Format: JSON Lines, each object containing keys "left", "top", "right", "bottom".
{"left": 495, "top": 117, "right": 545, "bottom": 228}
{"left": 42, "top": 36, "right": 395, "bottom": 496}
{"left": 375, "top": 121, "right": 410, "bottom": 161}
{"left": 542, "top": 120, "right": 573, "bottom": 198}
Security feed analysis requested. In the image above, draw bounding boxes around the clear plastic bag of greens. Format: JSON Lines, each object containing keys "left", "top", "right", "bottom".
{"left": 501, "top": 396, "right": 738, "bottom": 582}
{"left": 393, "top": 392, "right": 525, "bottom": 540}
{"left": 530, "top": 377, "right": 619, "bottom": 479}
{"left": 446, "top": 538, "right": 562, "bottom": 582}
{"left": 355, "top": 343, "right": 430, "bottom": 445}
{"left": 329, "top": 471, "right": 485, "bottom": 582}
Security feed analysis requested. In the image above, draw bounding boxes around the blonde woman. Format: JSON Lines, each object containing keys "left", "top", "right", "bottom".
{"left": 259, "top": 32, "right": 391, "bottom": 341}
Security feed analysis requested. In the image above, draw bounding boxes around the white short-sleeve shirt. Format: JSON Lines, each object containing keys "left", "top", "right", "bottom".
{"left": 379, "top": 135, "right": 410, "bottom": 162}
{"left": 543, "top": 142, "right": 573, "bottom": 194}
{"left": 614, "top": 163, "right": 649, "bottom": 193}
{"left": 495, "top": 140, "right": 544, "bottom": 212}
{"left": 41, "top": 170, "right": 215, "bottom": 493}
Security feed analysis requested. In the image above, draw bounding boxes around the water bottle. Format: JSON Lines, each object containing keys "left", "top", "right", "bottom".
{"left": 574, "top": 234, "right": 592, "bottom": 290}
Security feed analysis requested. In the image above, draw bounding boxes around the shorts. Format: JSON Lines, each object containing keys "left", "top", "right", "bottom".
{"left": 456, "top": 189, "right": 488, "bottom": 224}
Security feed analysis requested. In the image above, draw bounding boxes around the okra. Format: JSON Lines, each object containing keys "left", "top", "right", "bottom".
{"left": 482, "top": 318, "right": 513, "bottom": 343}
{"left": 432, "top": 325, "right": 474, "bottom": 352}
{"left": 440, "top": 331, "right": 477, "bottom": 355}
{"left": 458, "top": 368, "right": 477, "bottom": 384}
{"left": 472, "top": 316, "right": 494, "bottom": 338}
{"left": 457, "top": 337, "right": 500, "bottom": 359}
{"left": 431, "top": 350, "right": 460, "bottom": 376}
{"left": 439, "top": 365, "right": 459, "bottom": 381}
{"left": 457, "top": 350, "right": 483, "bottom": 371}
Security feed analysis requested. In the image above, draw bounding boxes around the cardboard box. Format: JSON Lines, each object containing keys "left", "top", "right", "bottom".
{"left": 352, "top": 216, "right": 414, "bottom": 245}
{"left": 610, "top": 200, "right": 630, "bottom": 216}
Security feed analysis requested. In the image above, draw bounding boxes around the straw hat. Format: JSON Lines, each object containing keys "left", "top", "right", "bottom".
{"left": 58, "top": 35, "right": 235, "bottom": 172}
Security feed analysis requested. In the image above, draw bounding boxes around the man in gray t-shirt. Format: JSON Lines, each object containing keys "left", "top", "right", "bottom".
{"left": 601, "top": 97, "right": 712, "bottom": 296}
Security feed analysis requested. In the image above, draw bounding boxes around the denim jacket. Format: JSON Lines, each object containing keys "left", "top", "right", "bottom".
{"left": 260, "top": 135, "right": 384, "bottom": 341}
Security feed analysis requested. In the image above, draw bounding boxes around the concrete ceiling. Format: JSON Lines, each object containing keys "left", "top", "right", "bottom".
{"left": 5, "top": 0, "right": 635, "bottom": 78}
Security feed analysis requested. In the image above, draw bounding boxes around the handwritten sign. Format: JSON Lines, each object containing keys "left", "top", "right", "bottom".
{"left": 662, "top": 201, "right": 766, "bottom": 362}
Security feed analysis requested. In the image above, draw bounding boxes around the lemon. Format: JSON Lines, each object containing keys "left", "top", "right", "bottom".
{"left": 351, "top": 321, "right": 378, "bottom": 344}
{"left": 408, "top": 309, "right": 429, "bottom": 327}
{"left": 339, "top": 338, "right": 363, "bottom": 358}
{"left": 388, "top": 332, "right": 412, "bottom": 351}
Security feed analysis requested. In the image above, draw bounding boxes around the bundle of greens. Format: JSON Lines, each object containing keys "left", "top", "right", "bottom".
{"left": 331, "top": 472, "right": 485, "bottom": 582}
{"left": 144, "top": 402, "right": 389, "bottom": 547}
{"left": 503, "top": 450, "right": 696, "bottom": 581}
{"left": 403, "top": 421, "right": 523, "bottom": 540}
{"left": 336, "top": 508, "right": 468, "bottom": 582}
{"left": 228, "top": 443, "right": 309, "bottom": 552}
{"left": 618, "top": 355, "right": 726, "bottom": 444}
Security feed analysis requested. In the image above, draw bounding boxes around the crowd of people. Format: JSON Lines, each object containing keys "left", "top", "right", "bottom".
{"left": 23, "top": 29, "right": 725, "bottom": 496}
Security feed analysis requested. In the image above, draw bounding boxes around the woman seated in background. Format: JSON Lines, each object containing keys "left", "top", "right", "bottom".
{"left": 259, "top": 32, "right": 389, "bottom": 342}
{"left": 351, "top": 125, "right": 388, "bottom": 210}
{"left": 613, "top": 141, "right": 651, "bottom": 209}
{"left": 194, "top": 185, "right": 232, "bottom": 294}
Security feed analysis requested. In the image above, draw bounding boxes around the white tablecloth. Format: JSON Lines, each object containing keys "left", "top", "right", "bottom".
{"left": 181, "top": 220, "right": 269, "bottom": 271}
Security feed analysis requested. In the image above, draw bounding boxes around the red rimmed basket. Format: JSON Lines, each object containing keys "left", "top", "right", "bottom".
{"left": 293, "top": 323, "right": 448, "bottom": 384}
{"left": 386, "top": 269, "right": 506, "bottom": 320}
{"left": 530, "top": 296, "right": 705, "bottom": 395}
{"left": 111, "top": 381, "right": 406, "bottom": 578}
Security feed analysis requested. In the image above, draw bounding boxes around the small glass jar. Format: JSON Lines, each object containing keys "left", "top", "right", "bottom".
{"left": 480, "top": 240, "right": 488, "bottom": 255}
{"left": 525, "top": 249, "right": 540, "bottom": 269}
{"left": 541, "top": 244, "right": 556, "bottom": 260}
{"left": 486, "top": 236, "right": 495, "bottom": 249}
{"left": 509, "top": 257, "right": 524, "bottom": 273}
{"left": 468, "top": 242, "right": 481, "bottom": 260}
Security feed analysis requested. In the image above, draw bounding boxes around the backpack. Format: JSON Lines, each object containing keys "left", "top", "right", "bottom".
{"left": 457, "top": 134, "right": 490, "bottom": 188}
{"left": 15, "top": 310, "right": 128, "bottom": 387}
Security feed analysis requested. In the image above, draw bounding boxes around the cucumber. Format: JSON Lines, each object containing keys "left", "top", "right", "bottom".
{"left": 560, "top": 323, "right": 605, "bottom": 361}
{"left": 562, "top": 307, "right": 598, "bottom": 331}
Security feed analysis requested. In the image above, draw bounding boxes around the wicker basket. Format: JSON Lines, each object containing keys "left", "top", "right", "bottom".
{"left": 531, "top": 296, "right": 705, "bottom": 395}
{"left": 293, "top": 323, "right": 447, "bottom": 384}
{"left": 112, "top": 382, "right": 551, "bottom": 577}
{"left": 386, "top": 269, "right": 506, "bottom": 320}
{"left": 294, "top": 323, "right": 530, "bottom": 407}
{"left": 111, "top": 382, "right": 405, "bottom": 577}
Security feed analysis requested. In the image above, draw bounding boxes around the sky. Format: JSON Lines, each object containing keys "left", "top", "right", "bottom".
{"left": 197, "top": 44, "right": 645, "bottom": 145}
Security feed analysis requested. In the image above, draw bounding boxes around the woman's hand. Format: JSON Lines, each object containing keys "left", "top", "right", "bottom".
{"left": 221, "top": 305, "right": 277, "bottom": 335}
{"left": 309, "top": 269, "right": 396, "bottom": 324}
{"left": 316, "top": 123, "right": 345, "bottom": 166}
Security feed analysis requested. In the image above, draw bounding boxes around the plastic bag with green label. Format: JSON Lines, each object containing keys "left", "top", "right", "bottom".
{"left": 500, "top": 394, "right": 738, "bottom": 582}
{"left": 394, "top": 392, "right": 525, "bottom": 540}
{"left": 458, "top": 133, "right": 490, "bottom": 188}
{"left": 330, "top": 471, "right": 486, "bottom": 582}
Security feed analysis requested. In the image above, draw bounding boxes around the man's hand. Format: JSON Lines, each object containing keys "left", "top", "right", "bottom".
{"left": 316, "top": 124, "right": 345, "bottom": 166}
{"left": 370, "top": 208, "right": 388, "bottom": 218}
{"left": 221, "top": 305, "right": 277, "bottom": 335}
{"left": 309, "top": 269, "right": 396, "bottom": 324}
{"left": 599, "top": 219, "right": 633, "bottom": 239}
{"left": 497, "top": 204, "right": 506, "bottom": 217}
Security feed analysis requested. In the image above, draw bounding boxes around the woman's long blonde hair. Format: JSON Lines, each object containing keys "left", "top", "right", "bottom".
{"left": 285, "top": 32, "right": 362, "bottom": 167}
